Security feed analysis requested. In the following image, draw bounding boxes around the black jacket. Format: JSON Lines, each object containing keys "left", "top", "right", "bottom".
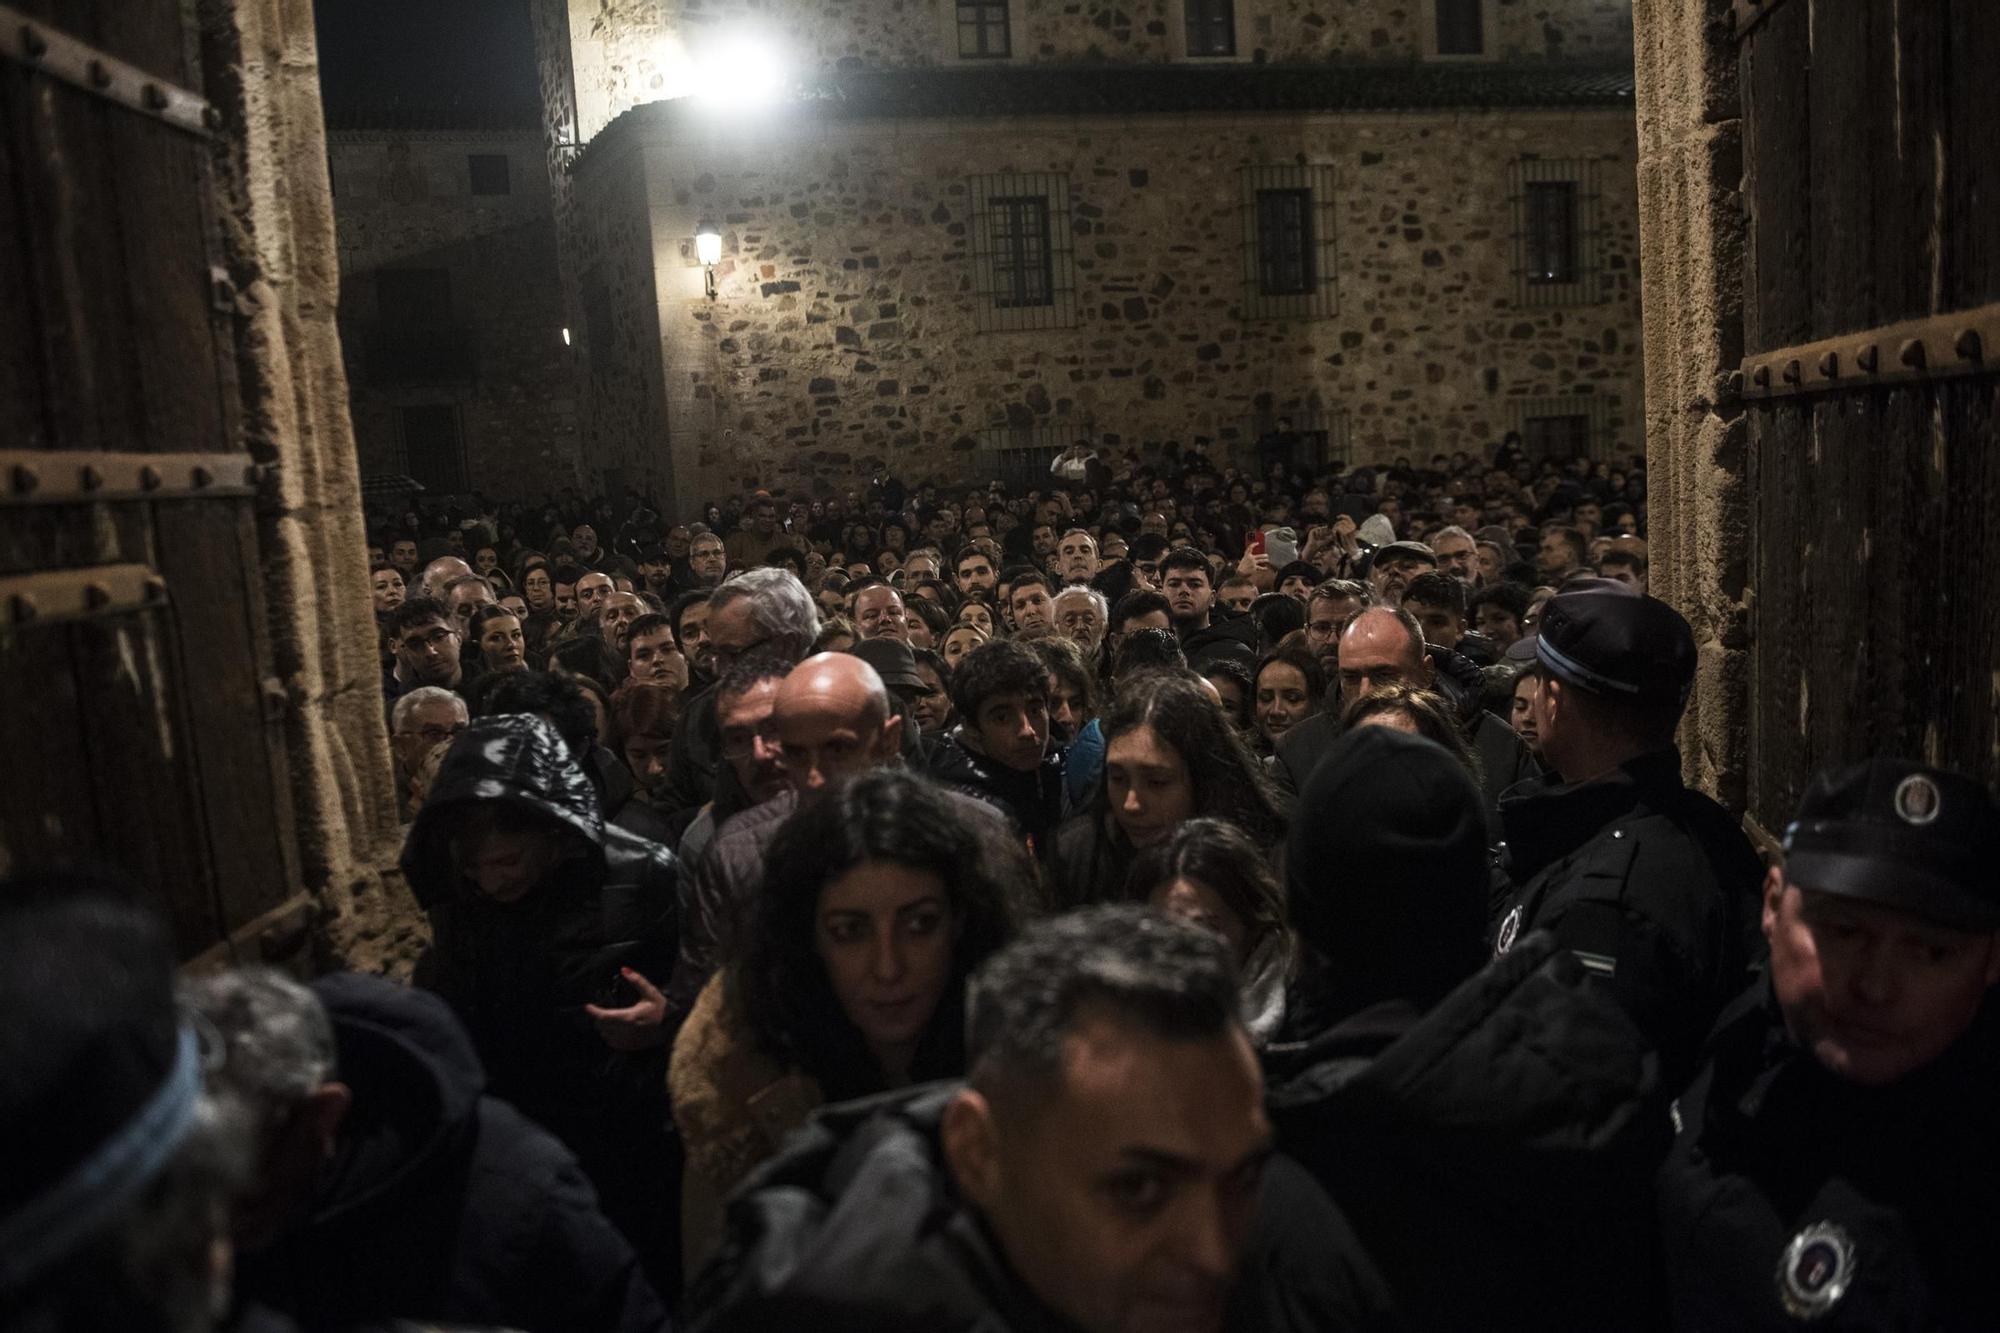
{"left": 402, "top": 715, "right": 681, "bottom": 1267}
{"left": 1491, "top": 747, "right": 1763, "bottom": 1090}
{"left": 237, "top": 974, "right": 668, "bottom": 1333}
{"left": 1181, "top": 613, "right": 1261, "bottom": 671}
{"left": 1659, "top": 983, "right": 2000, "bottom": 1332}
{"left": 1266, "top": 932, "right": 1673, "bottom": 1333}
{"left": 686, "top": 1085, "right": 1397, "bottom": 1333}
{"left": 663, "top": 683, "right": 723, "bottom": 816}
{"left": 928, "top": 730, "right": 1067, "bottom": 859}
{"left": 1047, "top": 811, "right": 1137, "bottom": 912}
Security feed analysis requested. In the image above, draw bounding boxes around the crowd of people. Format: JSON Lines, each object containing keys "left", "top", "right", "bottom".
{"left": 5, "top": 434, "right": 1996, "bottom": 1333}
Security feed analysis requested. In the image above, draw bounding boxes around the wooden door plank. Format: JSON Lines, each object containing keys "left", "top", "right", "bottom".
{"left": 1805, "top": 0, "right": 1885, "bottom": 335}
{"left": 1740, "top": 0, "right": 1813, "bottom": 356}
{"left": 1946, "top": 0, "right": 2000, "bottom": 309}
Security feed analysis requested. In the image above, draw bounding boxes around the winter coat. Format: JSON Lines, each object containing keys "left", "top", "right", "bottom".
{"left": 1659, "top": 982, "right": 2000, "bottom": 1332}
{"left": 1180, "top": 613, "right": 1261, "bottom": 672}
{"left": 670, "top": 972, "right": 825, "bottom": 1278}
{"left": 1048, "top": 811, "right": 1137, "bottom": 911}
{"left": 1490, "top": 746, "right": 1764, "bottom": 1091}
{"left": 685, "top": 1085, "right": 1399, "bottom": 1333}
{"left": 1266, "top": 931, "right": 1674, "bottom": 1333}
{"left": 402, "top": 714, "right": 680, "bottom": 1269}
{"left": 237, "top": 974, "right": 669, "bottom": 1333}
{"left": 666, "top": 790, "right": 800, "bottom": 1028}
{"left": 927, "top": 729, "right": 1067, "bottom": 860}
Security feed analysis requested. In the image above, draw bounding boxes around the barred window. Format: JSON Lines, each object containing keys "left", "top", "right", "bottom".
{"left": 970, "top": 174, "right": 1076, "bottom": 332}
{"left": 1435, "top": 0, "right": 1484, "bottom": 55}
{"left": 1510, "top": 159, "right": 1602, "bottom": 306}
{"left": 1185, "top": 0, "right": 1236, "bottom": 56}
{"left": 990, "top": 197, "right": 1052, "bottom": 308}
{"left": 1241, "top": 165, "right": 1337, "bottom": 321}
{"left": 1512, "top": 395, "right": 1613, "bottom": 461}
{"left": 958, "top": 1, "right": 1011, "bottom": 58}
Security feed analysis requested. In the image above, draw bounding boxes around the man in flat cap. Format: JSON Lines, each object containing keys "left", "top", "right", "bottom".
{"left": 1659, "top": 759, "right": 2000, "bottom": 1331}
{"left": 1489, "top": 589, "right": 1763, "bottom": 1088}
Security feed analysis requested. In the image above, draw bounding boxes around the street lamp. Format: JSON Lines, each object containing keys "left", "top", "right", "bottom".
{"left": 695, "top": 220, "right": 722, "bottom": 300}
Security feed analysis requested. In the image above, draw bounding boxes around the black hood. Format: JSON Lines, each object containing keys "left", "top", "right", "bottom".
{"left": 1423, "top": 644, "right": 1487, "bottom": 727}
{"left": 306, "top": 973, "right": 485, "bottom": 1225}
{"left": 1286, "top": 724, "right": 1489, "bottom": 1022}
{"left": 401, "top": 713, "right": 605, "bottom": 909}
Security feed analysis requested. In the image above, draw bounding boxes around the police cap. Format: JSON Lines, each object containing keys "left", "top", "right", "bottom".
{"left": 1533, "top": 589, "right": 1695, "bottom": 705}
{"left": 1782, "top": 758, "right": 2000, "bottom": 930}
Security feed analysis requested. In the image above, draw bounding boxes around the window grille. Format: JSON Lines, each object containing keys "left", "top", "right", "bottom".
{"left": 1185, "top": 0, "right": 1236, "bottom": 56}
{"left": 970, "top": 174, "right": 1077, "bottom": 332}
{"left": 400, "top": 404, "right": 466, "bottom": 493}
{"left": 976, "top": 422, "right": 1093, "bottom": 492}
{"left": 1435, "top": 0, "right": 1484, "bottom": 55}
{"left": 1241, "top": 165, "right": 1337, "bottom": 321}
{"left": 957, "top": 1, "right": 1011, "bottom": 58}
{"left": 1509, "top": 159, "right": 1602, "bottom": 306}
{"left": 1512, "top": 395, "right": 1612, "bottom": 461}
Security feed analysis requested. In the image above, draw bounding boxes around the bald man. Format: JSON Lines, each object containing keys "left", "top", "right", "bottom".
{"left": 420, "top": 555, "right": 473, "bottom": 602}
{"left": 667, "top": 652, "right": 908, "bottom": 1025}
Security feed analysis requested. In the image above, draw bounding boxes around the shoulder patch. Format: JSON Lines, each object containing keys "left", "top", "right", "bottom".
{"left": 1776, "top": 1221, "right": 1855, "bottom": 1320}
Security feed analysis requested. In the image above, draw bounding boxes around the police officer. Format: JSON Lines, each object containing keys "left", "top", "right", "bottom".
{"left": 1659, "top": 759, "right": 2000, "bottom": 1330}
{"left": 1491, "top": 589, "right": 1763, "bottom": 1088}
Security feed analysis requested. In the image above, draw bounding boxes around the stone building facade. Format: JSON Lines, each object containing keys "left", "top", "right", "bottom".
{"left": 329, "top": 120, "right": 580, "bottom": 500}
{"left": 534, "top": 0, "right": 1641, "bottom": 510}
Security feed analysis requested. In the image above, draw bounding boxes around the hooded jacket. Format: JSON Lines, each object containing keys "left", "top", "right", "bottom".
{"left": 684, "top": 1085, "right": 1398, "bottom": 1333}
{"left": 236, "top": 974, "right": 668, "bottom": 1333}
{"left": 1265, "top": 933, "right": 1672, "bottom": 1333}
{"left": 402, "top": 715, "right": 680, "bottom": 1264}
{"left": 928, "top": 729, "right": 1067, "bottom": 860}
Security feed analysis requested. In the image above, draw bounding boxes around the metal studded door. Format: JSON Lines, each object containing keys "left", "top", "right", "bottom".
{"left": 1736, "top": 0, "right": 2000, "bottom": 821}
{"left": 0, "top": 2, "right": 299, "bottom": 959}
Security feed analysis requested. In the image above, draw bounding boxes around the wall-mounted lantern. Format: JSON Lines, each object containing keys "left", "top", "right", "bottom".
{"left": 695, "top": 220, "right": 722, "bottom": 300}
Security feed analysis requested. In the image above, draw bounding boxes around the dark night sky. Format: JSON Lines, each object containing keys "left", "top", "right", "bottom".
{"left": 316, "top": 0, "right": 539, "bottom": 122}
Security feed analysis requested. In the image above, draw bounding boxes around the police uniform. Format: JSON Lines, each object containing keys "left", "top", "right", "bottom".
{"left": 1490, "top": 591, "right": 1764, "bottom": 1087}
{"left": 1659, "top": 760, "right": 2000, "bottom": 1331}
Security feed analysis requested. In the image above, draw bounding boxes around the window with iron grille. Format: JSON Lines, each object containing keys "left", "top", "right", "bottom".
{"left": 958, "top": 1, "right": 1011, "bottom": 58}
{"left": 1241, "top": 165, "right": 1337, "bottom": 321}
{"left": 1434, "top": 0, "right": 1484, "bottom": 55}
{"left": 400, "top": 404, "right": 466, "bottom": 493}
{"left": 1185, "top": 0, "right": 1236, "bottom": 56}
{"left": 977, "top": 422, "right": 1092, "bottom": 491}
{"left": 1509, "top": 160, "right": 1601, "bottom": 306}
{"left": 970, "top": 174, "right": 1076, "bottom": 332}
{"left": 1512, "top": 395, "right": 1612, "bottom": 461}
{"left": 467, "top": 153, "right": 511, "bottom": 196}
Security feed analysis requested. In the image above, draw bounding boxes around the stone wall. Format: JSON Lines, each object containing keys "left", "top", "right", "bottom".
{"left": 1631, "top": 0, "right": 1746, "bottom": 807}
{"left": 330, "top": 131, "right": 580, "bottom": 501}
{"left": 572, "top": 104, "right": 1641, "bottom": 504}
{"left": 199, "top": 0, "right": 420, "bottom": 971}
{"left": 560, "top": 0, "right": 1633, "bottom": 141}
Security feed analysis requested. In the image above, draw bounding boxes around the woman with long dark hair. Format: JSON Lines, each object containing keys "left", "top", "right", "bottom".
{"left": 670, "top": 769, "right": 1024, "bottom": 1271}
{"left": 1050, "top": 669, "right": 1284, "bottom": 910}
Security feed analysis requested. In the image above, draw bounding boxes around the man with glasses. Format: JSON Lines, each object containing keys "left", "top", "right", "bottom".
{"left": 388, "top": 598, "right": 465, "bottom": 704}
{"left": 388, "top": 685, "right": 467, "bottom": 821}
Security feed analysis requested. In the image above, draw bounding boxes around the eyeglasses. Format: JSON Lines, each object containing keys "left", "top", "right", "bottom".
{"left": 400, "top": 626, "right": 458, "bottom": 654}
{"left": 718, "top": 719, "right": 780, "bottom": 758}
{"left": 710, "top": 635, "right": 773, "bottom": 670}
{"left": 404, "top": 722, "right": 467, "bottom": 745}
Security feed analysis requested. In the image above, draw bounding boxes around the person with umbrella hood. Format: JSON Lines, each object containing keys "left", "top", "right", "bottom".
{"left": 403, "top": 713, "right": 679, "bottom": 1283}
{"left": 1266, "top": 725, "right": 1672, "bottom": 1332}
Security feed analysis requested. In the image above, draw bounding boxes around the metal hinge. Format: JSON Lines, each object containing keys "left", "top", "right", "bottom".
{"left": 1738, "top": 302, "right": 1998, "bottom": 402}
{"left": 0, "top": 563, "right": 167, "bottom": 629}
{"left": 3, "top": 5, "right": 216, "bottom": 137}
{"left": 2, "top": 450, "right": 258, "bottom": 505}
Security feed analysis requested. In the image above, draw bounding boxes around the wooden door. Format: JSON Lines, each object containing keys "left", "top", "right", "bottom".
{"left": 1, "top": 1, "right": 300, "bottom": 958}
{"left": 1737, "top": 0, "right": 2000, "bottom": 821}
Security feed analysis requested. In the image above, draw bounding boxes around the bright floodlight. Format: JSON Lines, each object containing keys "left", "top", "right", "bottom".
{"left": 690, "top": 34, "right": 786, "bottom": 108}
{"left": 694, "top": 222, "right": 723, "bottom": 268}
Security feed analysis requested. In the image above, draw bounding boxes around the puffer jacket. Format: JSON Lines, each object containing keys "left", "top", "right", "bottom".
{"left": 402, "top": 714, "right": 680, "bottom": 1273}
{"left": 927, "top": 728, "right": 1066, "bottom": 860}
{"left": 1265, "top": 931, "right": 1672, "bottom": 1333}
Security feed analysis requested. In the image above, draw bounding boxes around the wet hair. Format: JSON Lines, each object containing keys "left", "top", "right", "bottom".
{"left": 1125, "top": 817, "right": 1288, "bottom": 956}
{"left": 715, "top": 650, "right": 793, "bottom": 710}
{"left": 1468, "top": 581, "right": 1531, "bottom": 625}
{"left": 1249, "top": 592, "right": 1306, "bottom": 651}
{"left": 389, "top": 596, "right": 452, "bottom": 640}
{"left": 1341, "top": 683, "right": 1481, "bottom": 784}
{"left": 952, "top": 638, "right": 1051, "bottom": 721}
{"left": 1109, "top": 588, "right": 1172, "bottom": 634}
{"left": 610, "top": 681, "right": 680, "bottom": 743}
{"left": 736, "top": 770, "right": 1022, "bottom": 1102}
{"left": 1403, "top": 572, "right": 1467, "bottom": 617}
{"left": 965, "top": 905, "right": 1238, "bottom": 1110}
{"left": 1098, "top": 670, "right": 1284, "bottom": 846}
{"left": 1158, "top": 547, "right": 1213, "bottom": 581}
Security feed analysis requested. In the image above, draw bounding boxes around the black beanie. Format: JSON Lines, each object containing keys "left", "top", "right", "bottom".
{"left": 1287, "top": 724, "right": 1490, "bottom": 1022}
